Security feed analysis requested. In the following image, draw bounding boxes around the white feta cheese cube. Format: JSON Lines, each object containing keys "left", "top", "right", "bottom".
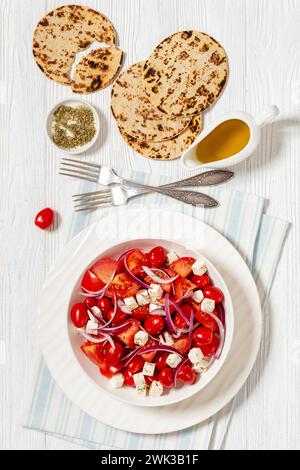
{"left": 188, "top": 347, "right": 204, "bottom": 364}
{"left": 136, "top": 289, "right": 150, "bottom": 306}
{"left": 148, "top": 284, "right": 163, "bottom": 300}
{"left": 192, "top": 289, "right": 204, "bottom": 303}
{"left": 166, "top": 251, "right": 179, "bottom": 265}
{"left": 136, "top": 384, "right": 147, "bottom": 397}
{"left": 85, "top": 320, "right": 99, "bottom": 335}
{"left": 143, "top": 362, "right": 155, "bottom": 377}
{"left": 123, "top": 296, "right": 139, "bottom": 311}
{"left": 192, "top": 358, "right": 211, "bottom": 373}
{"left": 166, "top": 353, "right": 182, "bottom": 369}
{"left": 134, "top": 330, "right": 149, "bottom": 347}
{"left": 160, "top": 331, "right": 174, "bottom": 346}
{"left": 192, "top": 260, "right": 207, "bottom": 276}
{"left": 201, "top": 298, "right": 215, "bottom": 313}
{"left": 133, "top": 372, "right": 146, "bottom": 388}
{"left": 149, "top": 381, "right": 163, "bottom": 397}
{"left": 88, "top": 306, "right": 102, "bottom": 321}
{"left": 110, "top": 373, "right": 124, "bottom": 389}
{"left": 149, "top": 302, "right": 159, "bottom": 312}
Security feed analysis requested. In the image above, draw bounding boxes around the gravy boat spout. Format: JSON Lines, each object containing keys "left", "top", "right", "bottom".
{"left": 181, "top": 105, "right": 279, "bottom": 170}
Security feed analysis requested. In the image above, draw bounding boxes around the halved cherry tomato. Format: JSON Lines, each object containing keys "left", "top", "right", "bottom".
{"left": 105, "top": 341, "right": 124, "bottom": 367}
{"left": 111, "top": 273, "right": 140, "bottom": 299}
{"left": 141, "top": 339, "right": 157, "bottom": 362}
{"left": 177, "top": 364, "right": 196, "bottom": 385}
{"left": 127, "top": 356, "right": 144, "bottom": 374}
{"left": 131, "top": 305, "right": 149, "bottom": 321}
{"left": 34, "top": 208, "right": 55, "bottom": 230}
{"left": 191, "top": 274, "right": 211, "bottom": 289}
{"left": 159, "top": 367, "right": 174, "bottom": 388}
{"left": 91, "top": 258, "right": 118, "bottom": 284}
{"left": 116, "top": 321, "right": 141, "bottom": 347}
{"left": 174, "top": 304, "right": 194, "bottom": 329}
{"left": 97, "top": 297, "right": 113, "bottom": 317}
{"left": 84, "top": 297, "right": 97, "bottom": 309}
{"left": 193, "top": 326, "right": 213, "bottom": 346}
{"left": 126, "top": 249, "right": 148, "bottom": 275}
{"left": 170, "top": 257, "right": 195, "bottom": 278}
{"left": 81, "top": 342, "right": 105, "bottom": 368}
{"left": 123, "top": 368, "right": 135, "bottom": 387}
{"left": 173, "top": 277, "right": 196, "bottom": 301}
{"left": 144, "top": 315, "right": 165, "bottom": 335}
{"left": 81, "top": 269, "right": 104, "bottom": 293}
{"left": 147, "top": 246, "right": 166, "bottom": 267}
{"left": 203, "top": 286, "right": 224, "bottom": 304}
{"left": 71, "top": 303, "right": 89, "bottom": 328}
{"left": 195, "top": 311, "right": 219, "bottom": 333}
{"left": 106, "top": 307, "right": 127, "bottom": 325}
{"left": 155, "top": 352, "right": 168, "bottom": 371}
{"left": 173, "top": 335, "right": 190, "bottom": 354}
{"left": 200, "top": 334, "right": 220, "bottom": 357}
{"left": 145, "top": 371, "right": 159, "bottom": 386}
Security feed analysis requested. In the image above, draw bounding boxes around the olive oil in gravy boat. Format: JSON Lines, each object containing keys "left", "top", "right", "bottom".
{"left": 181, "top": 105, "right": 279, "bottom": 170}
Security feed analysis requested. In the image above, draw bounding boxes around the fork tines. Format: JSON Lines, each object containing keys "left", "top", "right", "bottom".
{"left": 72, "top": 189, "right": 112, "bottom": 212}
{"left": 59, "top": 157, "right": 100, "bottom": 183}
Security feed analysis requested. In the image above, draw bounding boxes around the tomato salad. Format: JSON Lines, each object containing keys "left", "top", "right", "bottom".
{"left": 71, "top": 246, "right": 226, "bottom": 397}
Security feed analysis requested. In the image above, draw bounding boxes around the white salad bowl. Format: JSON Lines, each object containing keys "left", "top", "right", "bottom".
{"left": 67, "top": 238, "right": 234, "bottom": 408}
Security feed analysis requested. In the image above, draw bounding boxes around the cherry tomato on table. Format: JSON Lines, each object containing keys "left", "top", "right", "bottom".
{"left": 34, "top": 208, "right": 55, "bottom": 230}
{"left": 71, "top": 303, "right": 89, "bottom": 328}
{"left": 193, "top": 326, "right": 213, "bottom": 346}
{"left": 159, "top": 367, "right": 174, "bottom": 388}
{"left": 144, "top": 315, "right": 165, "bottom": 335}
{"left": 147, "top": 246, "right": 166, "bottom": 268}
{"left": 203, "top": 286, "right": 224, "bottom": 304}
{"left": 177, "top": 364, "right": 196, "bottom": 385}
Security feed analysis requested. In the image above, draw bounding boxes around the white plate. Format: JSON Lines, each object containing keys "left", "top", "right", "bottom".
{"left": 38, "top": 208, "right": 262, "bottom": 434}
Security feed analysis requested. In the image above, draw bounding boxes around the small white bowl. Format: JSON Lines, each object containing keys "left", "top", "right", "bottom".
{"left": 68, "top": 238, "right": 234, "bottom": 408}
{"left": 45, "top": 99, "right": 100, "bottom": 155}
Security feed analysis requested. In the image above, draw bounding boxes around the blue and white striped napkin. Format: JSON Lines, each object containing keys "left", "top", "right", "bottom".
{"left": 22, "top": 171, "right": 289, "bottom": 450}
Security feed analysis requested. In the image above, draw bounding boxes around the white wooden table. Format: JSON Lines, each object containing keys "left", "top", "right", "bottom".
{"left": 1, "top": 0, "right": 299, "bottom": 450}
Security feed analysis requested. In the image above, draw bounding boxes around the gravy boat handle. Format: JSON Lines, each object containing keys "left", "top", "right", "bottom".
{"left": 255, "top": 105, "right": 280, "bottom": 128}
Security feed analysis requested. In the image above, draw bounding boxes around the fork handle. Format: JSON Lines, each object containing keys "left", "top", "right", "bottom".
{"left": 161, "top": 170, "right": 234, "bottom": 188}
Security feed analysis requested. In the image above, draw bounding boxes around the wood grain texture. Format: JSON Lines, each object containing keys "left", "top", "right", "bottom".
{"left": 0, "top": 0, "right": 299, "bottom": 450}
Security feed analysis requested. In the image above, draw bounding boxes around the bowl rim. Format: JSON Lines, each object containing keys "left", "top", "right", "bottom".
{"left": 45, "top": 98, "right": 100, "bottom": 155}
{"left": 67, "top": 237, "right": 235, "bottom": 408}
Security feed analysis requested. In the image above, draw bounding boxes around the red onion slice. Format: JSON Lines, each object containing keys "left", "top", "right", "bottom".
{"left": 215, "top": 303, "right": 225, "bottom": 325}
{"left": 149, "top": 308, "right": 166, "bottom": 316}
{"left": 122, "top": 347, "right": 142, "bottom": 368}
{"left": 164, "top": 293, "right": 177, "bottom": 335}
{"left": 77, "top": 329, "right": 108, "bottom": 344}
{"left": 136, "top": 344, "right": 184, "bottom": 357}
{"left": 142, "top": 266, "right": 178, "bottom": 285}
{"left": 206, "top": 312, "right": 225, "bottom": 359}
{"left": 169, "top": 298, "right": 191, "bottom": 325}
{"left": 87, "top": 306, "right": 104, "bottom": 324}
{"left": 124, "top": 256, "right": 150, "bottom": 289}
{"left": 188, "top": 308, "right": 195, "bottom": 344}
{"left": 174, "top": 357, "right": 189, "bottom": 386}
{"left": 98, "top": 322, "right": 131, "bottom": 335}
{"left": 100, "top": 294, "right": 118, "bottom": 328}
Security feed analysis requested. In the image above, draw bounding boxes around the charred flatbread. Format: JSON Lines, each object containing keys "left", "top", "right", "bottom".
{"left": 111, "top": 62, "right": 191, "bottom": 142}
{"left": 143, "top": 31, "right": 228, "bottom": 116}
{"left": 33, "top": 5, "right": 117, "bottom": 85}
{"left": 71, "top": 47, "right": 123, "bottom": 93}
{"left": 119, "top": 115, "right": 202, "bottom": 160}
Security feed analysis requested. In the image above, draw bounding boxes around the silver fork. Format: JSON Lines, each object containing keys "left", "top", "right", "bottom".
{"left": 72, "top": 186, "right": 219, "bottom": 211}
{"left": 59, "top": 157, "right": 234, "bottom": 189}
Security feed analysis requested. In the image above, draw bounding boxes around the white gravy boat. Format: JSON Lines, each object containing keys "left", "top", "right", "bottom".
{"left": 181, "top": 105, "right": 279, "bottom": 169}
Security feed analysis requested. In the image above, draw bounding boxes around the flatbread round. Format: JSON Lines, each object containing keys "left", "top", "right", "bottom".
{"left": 143, "top": 31, "right": 228, "bottom": 116}
{"left": 33, "top": 5, "right": 117, "bottom": 85}
{"left": 111, "top": 62, "right": 191, "bottom": 142}
{"left": 71, "top": 47, "right": 123, "bottom": 94}
{"left": 119, "top": 115, "right": 202, "bottom": 160}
